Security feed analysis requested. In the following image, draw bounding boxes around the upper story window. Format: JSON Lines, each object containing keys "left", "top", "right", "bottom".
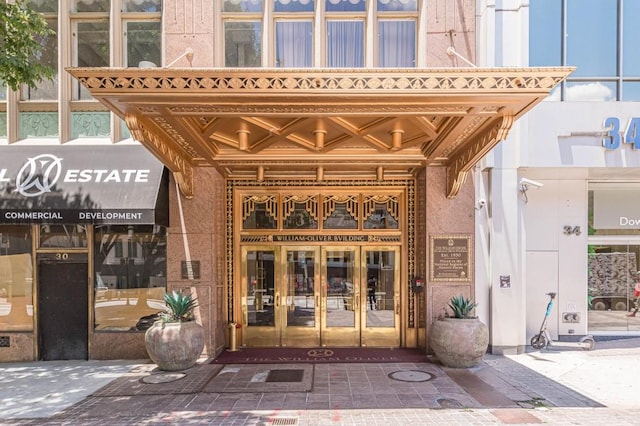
{"left": 21, "top": 1, "right": 58, "bottom": 101}
{"left": 222, "top": 0, "right": 418, "bottom": 68}
{"left": 223, "top": 1, "right": 263, "bottom": 67}
{"left": 530, "top": 0, "right": 640, "bottom": 101}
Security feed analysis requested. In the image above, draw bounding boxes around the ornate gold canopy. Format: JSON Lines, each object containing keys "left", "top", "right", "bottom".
{"left": 67, "top": 67, "right": 572, "bottom": 198}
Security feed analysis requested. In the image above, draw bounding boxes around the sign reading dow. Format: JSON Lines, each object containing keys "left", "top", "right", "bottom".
{"left": 430, "top": 235, "right": 472, "bottom": 282}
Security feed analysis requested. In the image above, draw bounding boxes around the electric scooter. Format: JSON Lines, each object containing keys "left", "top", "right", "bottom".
{"left": 530, "top": 292, "right": 595, "bottom": 351}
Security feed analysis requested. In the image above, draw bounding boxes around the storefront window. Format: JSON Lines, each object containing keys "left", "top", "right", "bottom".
{"left": 588, "top": 184, "right": 640, "bottom": 332}
{"left": 0, "top": 226, "right": 33, "bottom": 331}
{"left": 93, "top": 225, "right": 166, "bottom": 331}
{"left": 588, "top": 244, "right": 640, "bottom": 332}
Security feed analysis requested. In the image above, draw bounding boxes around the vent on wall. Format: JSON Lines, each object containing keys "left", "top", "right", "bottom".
{"left": 0, "top": 336, "right": 10, "bottom": 347}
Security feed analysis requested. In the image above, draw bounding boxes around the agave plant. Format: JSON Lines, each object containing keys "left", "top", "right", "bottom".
{"left": 161, "top": 290, "right": 198, "bottom": 322}
{"left": 448, "top": 294, "right": 478, "bottom": 319}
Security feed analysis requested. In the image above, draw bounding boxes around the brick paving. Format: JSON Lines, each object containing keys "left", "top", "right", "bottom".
{"left": 2, "top": 338, "right": 640, "bottom": 425}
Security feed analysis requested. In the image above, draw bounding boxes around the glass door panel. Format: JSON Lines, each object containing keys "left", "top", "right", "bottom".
{"left": 241, "top": 247, "right": 278, "bottom": 346}
{"left": 362, "top": 247, "right": 400, "bottom": 346}
{"left": 321, "top": 247, "right": 360, "bottom": 346}
{"left": 281, "top": 247, "right": 320, "bottom": 346}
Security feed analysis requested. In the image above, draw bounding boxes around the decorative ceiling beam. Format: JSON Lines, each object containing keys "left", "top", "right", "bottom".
{"left": 446, "top": 115, "right": 514, "bottom": 198}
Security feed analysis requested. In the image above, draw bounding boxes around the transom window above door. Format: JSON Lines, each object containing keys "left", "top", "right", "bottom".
{"left": 222, "top": 0, "right": 418, "bottom": 67}
{"left": 240, "top": 191, "right": 401, "bottom": 231}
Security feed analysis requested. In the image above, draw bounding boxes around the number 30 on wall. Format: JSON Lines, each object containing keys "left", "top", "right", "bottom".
{"left": 603, "top": 117, "right": 640, "bottom": 149}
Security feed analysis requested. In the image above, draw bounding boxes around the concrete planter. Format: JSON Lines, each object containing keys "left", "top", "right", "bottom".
{"left": 144, "top": 320, "right": 205, "bottom": 371}
{"left": 428, "top": 318, "right": 489, "bottom": 368}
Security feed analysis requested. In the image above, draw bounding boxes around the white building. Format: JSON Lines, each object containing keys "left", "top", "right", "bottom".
{"left": 477, "top": 0, "right": 640, "bottom": 354}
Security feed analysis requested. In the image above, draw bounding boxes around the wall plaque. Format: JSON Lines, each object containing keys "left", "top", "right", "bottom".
{"left": 430, "top": 235, "right": 472, "bottom": 282}
{"left": 181, "top": 260, "right": 201, "bottom": 280}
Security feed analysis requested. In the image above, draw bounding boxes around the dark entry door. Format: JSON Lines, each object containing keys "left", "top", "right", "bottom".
{"left": 38, "top": 261, "right": 88, "bottom": 360}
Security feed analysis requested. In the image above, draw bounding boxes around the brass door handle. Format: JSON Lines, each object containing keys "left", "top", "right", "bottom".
{"left": 275, "top": 294, "right": 280, "bottom": 308}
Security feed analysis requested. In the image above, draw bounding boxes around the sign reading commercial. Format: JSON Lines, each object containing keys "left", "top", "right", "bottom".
{"left": 430, "top": 234, "right": 472, "bottom": 282}
{"left": 0, "top": 146, "right": 168, "bottom": 225}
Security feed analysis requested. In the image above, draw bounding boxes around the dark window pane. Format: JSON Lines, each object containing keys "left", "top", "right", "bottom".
{"left": 40, "top": 225, "right": 88, "bottom": 248}
{"left": 225, "top": 21, "right": 263, "bottom": 67}
{"left": 223, "top": 0, "right": 263, "bottom": 12}
{"left": 123, "top": 0, "right": 162, "bottom": 13}
{"left": 126, "top": 21, "right": 161, "bottom": 67}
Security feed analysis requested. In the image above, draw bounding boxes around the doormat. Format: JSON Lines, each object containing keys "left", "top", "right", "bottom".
{"left": 266, "top": 369, "right": 305, "bottom": 382}
{"left": 211, "top": 347, "right": 427, "bottom": 364}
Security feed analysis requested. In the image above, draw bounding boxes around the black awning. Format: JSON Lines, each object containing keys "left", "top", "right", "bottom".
{"left": 0, "top": 145, "right": 168, "bottom": 226}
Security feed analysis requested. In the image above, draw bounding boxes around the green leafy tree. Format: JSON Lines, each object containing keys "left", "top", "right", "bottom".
{"left": 0, "top": 0, "right": 55, "bottom": 91}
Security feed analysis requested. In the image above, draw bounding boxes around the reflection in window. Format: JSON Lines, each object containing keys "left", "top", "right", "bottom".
{"left": 530, "top": 0, "right": 640, "bottom": 101}
{"left": 567, "top": 0, "right": 616, "bottom": 78}
{"left": 285, "top": 250, "right": 315, "bottom": 327}
{"left": 363, "top": 204, "right": 398, "bottom": 229}
{"left": 377, "top": 0, "right": 417, "bottom": 12}
{"left": 40, "top": 225, "right": 88, "bottom": 248}
{"left": 223, "top": 0, "right": 263, "bottom": 13}
{"left": 283, "top": 195, "right": 318, "bottom": 230}
{"left": 325, "top": 250, "right": 355, "bottom": 327}
{"left": 324, "top": 201, "right": 358, "bottom": 229}
{"left": 21, "top": 3, "right": 57, "bottom": 101}
{"left": 123, "top": 0, "right": 162, "bottom": 13}
{"left": 243, "top": 196, "right": 278, "bottom": 229}
{"left": 246, "top": 250, "right": 275, "bottom": 326}
{"left": 327, "top": 20, "right": 364, "bottom": 67}
{"left": 274, "top": 0, "right": 315, "bottom": 13}
{"left": 378, "top": 20, "right": 415, "bottom": 67}
{"left": 93, "top": 225, "right": 166, "bottom": 331}
{"left": 326, "top": 0, "right": 365, "bottom": 12}
{"left": 125, "top": 21, "right": 161, "bottom": 68}
{"left": 587, "top": 244, "right": 639, "bottom": 332}
{"left": 0, "top": 226, "right": 33, "bottom": 331}
{"left": 225, "top": 21, "right": 263, "bottom": 67}
{"left": 276, "top": 21, "right": 313, "bottom": 67}
{"left": 74, "top": 21, "right": 110, "bottom": 100}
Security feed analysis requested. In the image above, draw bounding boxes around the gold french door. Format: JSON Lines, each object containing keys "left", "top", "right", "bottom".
{"left": 320, "top": 246, "right": 400, "bottom": 347}
{"left": 241, "top": 245, "right": 321, "bottom": 347}
{"left": 240, "top": 245, "right": 400, "bottom": 347}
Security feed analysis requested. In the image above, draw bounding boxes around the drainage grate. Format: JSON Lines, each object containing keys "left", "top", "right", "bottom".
{"left": 266, "top": 369, "right": 304, "bottom": 383}
{"left": 0, "top": 336, "right": 9, "bottom": 348}
{"left": 269, "top": 417, "right": 298, "bottom": 426}
{"left": 436, "top": 398, "right": 463, "bottom": 408}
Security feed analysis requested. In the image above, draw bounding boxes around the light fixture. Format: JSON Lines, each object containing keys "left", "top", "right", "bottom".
{"left": 446, "top": 46, "right": 476, "bottom": 68}
{"left": 165, "top": 47, "right": 194, "bottom": 68}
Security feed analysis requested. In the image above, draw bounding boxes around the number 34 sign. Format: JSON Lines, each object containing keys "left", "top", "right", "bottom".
{"left": 603, "top": 117, "right": 640, "bottom": 149}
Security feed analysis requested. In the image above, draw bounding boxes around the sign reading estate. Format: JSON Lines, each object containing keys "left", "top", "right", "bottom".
{"left": 430, "top": 234, "right": 472, "bottom": 282}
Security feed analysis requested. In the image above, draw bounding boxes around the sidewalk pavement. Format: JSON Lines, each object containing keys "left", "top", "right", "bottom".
{"left": 1, "top": 338, "right": 640, "bottom": 425}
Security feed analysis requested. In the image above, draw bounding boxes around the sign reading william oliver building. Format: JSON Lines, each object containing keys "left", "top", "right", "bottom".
{"left": 430, "top": 235, "right": 472, "bottom": 282}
